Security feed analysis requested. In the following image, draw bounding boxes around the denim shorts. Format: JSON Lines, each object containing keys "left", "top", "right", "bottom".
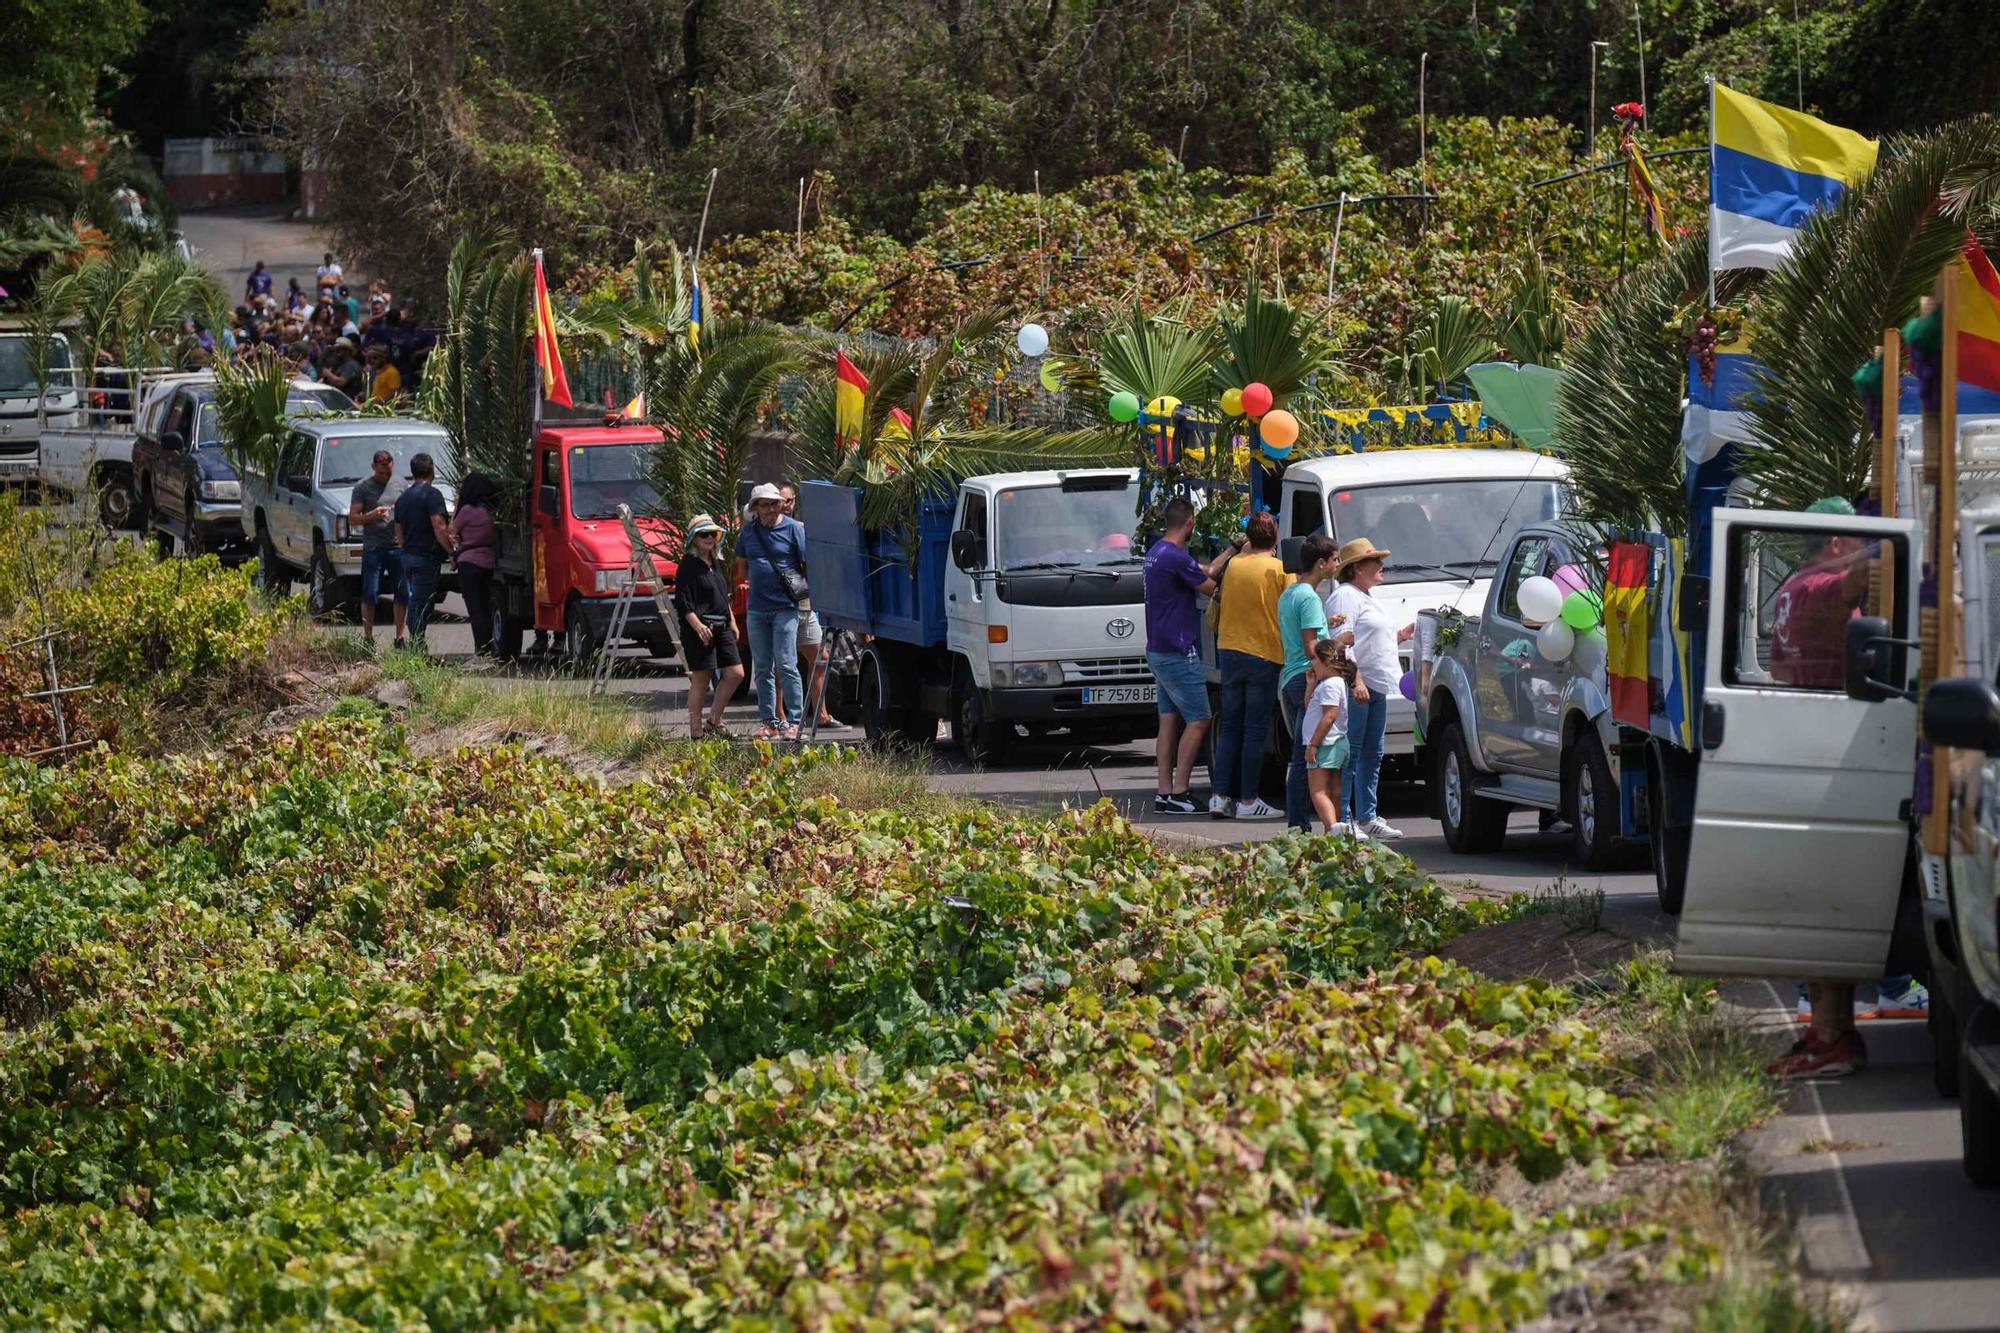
{"left": 1146, "top": 650, "right": 1211, "bottom": 722}
{"left": 1308, "top": 737, "right": 1351, "bottom": 771}
{"left": 360, "top": 545, "right": 405, "bottom": 604}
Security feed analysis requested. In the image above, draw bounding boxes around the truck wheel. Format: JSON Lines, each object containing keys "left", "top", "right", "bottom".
{"left": 1648, "top": 750, "right": 1690, "bottom": 916}
{"left": 95, "top": 467, "right": 136, "bottom": 529}
{"left": 1934, "top": 987, "right": 1962, "bottom": 1099}
{"left": 1564, "top": 731, "right": 1618, "bottom": 871}
{"left": 493, "top": 605, "right": 527, "bottom": 662}
{"left": 859, "top": 655, "right": 893, "bottom": 748}
{"left": 1961, "top": 1036, "right": 2000, "bottom": 1187}
{"left": 564, "top": 602, "right": 600, "bottom": 665}
{"left": 1436, "top": 719, "right": 1506, "bottom": 853}
{"left": 182, "top": 491, "right": 214, "bottom": 558}
{"left": 951, "top": 667, "right": 1017, "bottom": 766}
{"left": 308, "top": 541, "right": 345, "bottom": 619}
{"left": 822, "top": 629, "right": 864, "bottom": 725}
{"left": 644, "top": 634, "right": 676, "bottom": 661}
{"left": 255, "top": 525, "right": 291, "bottom": 596}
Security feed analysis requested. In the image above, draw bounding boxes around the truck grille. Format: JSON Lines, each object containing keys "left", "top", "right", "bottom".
{"left": 1064, "top": 656, "right": 1151, "bottom": 684}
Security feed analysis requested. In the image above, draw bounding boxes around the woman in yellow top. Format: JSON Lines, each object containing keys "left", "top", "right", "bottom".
{"left": 1208, "top": 511, "right": 1292, "bottom": 818}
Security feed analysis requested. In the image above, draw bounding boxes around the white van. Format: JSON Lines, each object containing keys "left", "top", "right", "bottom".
{"left": 0, "top": 329, "right": 78, "bottom": 483}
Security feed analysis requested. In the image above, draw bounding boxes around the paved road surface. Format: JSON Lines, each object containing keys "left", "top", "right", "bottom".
{"left": 177, "top": 206, "right": 351, "bottom": 311}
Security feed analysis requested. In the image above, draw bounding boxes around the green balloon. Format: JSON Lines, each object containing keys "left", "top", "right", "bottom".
{"left": 1108, "top": 391, "right": 1141, "bottom": 423}
{"left": 1559, "top": 589, "right": 1602, "bottom": 630}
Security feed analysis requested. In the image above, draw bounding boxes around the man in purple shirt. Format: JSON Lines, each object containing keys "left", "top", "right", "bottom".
{"left": 1143, "top": 496, "right": 1242, "bottom": 814}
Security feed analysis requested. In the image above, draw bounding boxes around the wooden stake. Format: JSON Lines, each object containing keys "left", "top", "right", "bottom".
{"left": 1034, "top": 169, "right": 1046, "bottom": 301}
{"left": 1875, "top": 326, "right": 1900, "bottom": 626}
{"left": 796, "top": 177, "right": 806, "bottom": 252}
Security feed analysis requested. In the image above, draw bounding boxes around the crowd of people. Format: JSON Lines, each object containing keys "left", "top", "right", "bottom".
{"left": 1142, "top": 501, "right": 1413, "bottom": 841}
{"left": 172, "top": 253, "right": 432, "bottom": 406}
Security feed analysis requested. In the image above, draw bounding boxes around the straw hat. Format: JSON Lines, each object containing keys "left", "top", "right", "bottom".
{"left": 1333, "top": 537, "right": 1391, "bottom": 577}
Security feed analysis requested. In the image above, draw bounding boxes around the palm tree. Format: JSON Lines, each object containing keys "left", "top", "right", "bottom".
{"left": 28, "top": 251, "right": 225, "bottom": 380}
{"left": 1495, "top": 253, "right": 1572, "bottom": 368}
{"left": 1551, "top": 231, "right": 1710, "bottom": 537}
{"left": 418, "top": 235, "right": 537, "bottom": 499}
{"left": 1213, "top": 282, "right": 1346, "bottom": 456}
{"left": 1736, "top": 120, "right": 2000, "bottom": 511}
{"left": 1389, "top": 295, "right": 1500, "bottom": 402}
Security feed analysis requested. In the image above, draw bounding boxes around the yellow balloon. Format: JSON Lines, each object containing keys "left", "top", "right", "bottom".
{"left": 1221, "top": 386, "right": 1244, "bottom": 417}
{"left": 1144, "top": 395, "right": 1182, "bottom": 419}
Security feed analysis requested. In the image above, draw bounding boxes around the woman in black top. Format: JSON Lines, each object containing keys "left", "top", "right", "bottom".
{"left": 671, "top": 515, "right": 744, "bottom": 739}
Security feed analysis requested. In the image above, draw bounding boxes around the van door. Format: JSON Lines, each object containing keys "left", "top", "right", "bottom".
{"left": 531, "top": 444, "right": 564, "bottom": 629}
{"left": 1475, "top": 534, "right": 1555, "bottom": 770}
{"left": 1675, "top": 509, "right": 1919, "bottom": 978}
{"left": 275, "top": 433, "right": 317, "bottom": 562}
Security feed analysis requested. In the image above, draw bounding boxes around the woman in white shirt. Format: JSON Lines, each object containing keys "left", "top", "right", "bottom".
{"left": 1324, "top": 537, "right": 1416, "bottom": 838}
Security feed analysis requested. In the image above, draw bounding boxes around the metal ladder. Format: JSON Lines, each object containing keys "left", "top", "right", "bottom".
{"left": 588, "top": 505, "right": 673, "bottom": 698}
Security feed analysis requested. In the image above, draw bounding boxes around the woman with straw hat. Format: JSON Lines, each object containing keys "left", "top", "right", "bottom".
{"left": 1324, "top": 537, "right": 1417, "bottom": 838}
{"left": 672, "top": 514, "right": 745, "bottom": 739}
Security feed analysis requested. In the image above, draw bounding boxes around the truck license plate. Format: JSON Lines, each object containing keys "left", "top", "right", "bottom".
{"left": 0, "top": 460, "right": 31, "bottom": 476}
{"left": 1082, "top": 685, "right": 1154, "bottom": 705}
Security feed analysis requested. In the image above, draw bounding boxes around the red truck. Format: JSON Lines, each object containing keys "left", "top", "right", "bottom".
{"left": 490, "top": 419, "right": 681, "bottom": 662}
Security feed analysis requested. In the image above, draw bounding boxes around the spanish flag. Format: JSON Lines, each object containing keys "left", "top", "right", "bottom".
{"left": 835, "top": 349, "right": 867, "bottom": 447}
{"left": 532, "top": 249, "right": 573, "bottom": 408}
{"left": 1959, "top": 239, "right": 2000, "bottom": 395}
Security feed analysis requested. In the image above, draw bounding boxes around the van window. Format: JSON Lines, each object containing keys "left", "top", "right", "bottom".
{"left": 1496, "top": 538, "right": 1550, "bottom": 623}
{"left": 1288, "top": 487, "right": 1325, "bottom": 537}
{"left": 1723, "top": 524, "right": 1906, "bottom": 692}
{"left": 961, "top": 491, "right": 988, "bottom": 544}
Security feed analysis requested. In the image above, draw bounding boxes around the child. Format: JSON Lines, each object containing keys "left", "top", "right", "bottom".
{"left": 1302, "top": 639, "right": 1360, "bottom": 837}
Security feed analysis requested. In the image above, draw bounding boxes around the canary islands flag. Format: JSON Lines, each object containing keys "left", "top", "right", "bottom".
{"left": 1709, "top": 82, "right": 1877, "bottom": 272}
{"left": 532, "top": 249, "right": 573, "bottom": 408}
{"left": 835, "top": 349, "right": 868, "bottom": 446}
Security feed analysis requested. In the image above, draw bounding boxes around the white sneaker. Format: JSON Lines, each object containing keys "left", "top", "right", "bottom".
{"left": 1234, "top": 798, "right": 1282, "bottom": 819}
{"left": 1360, "top": 818, "right": 1404, "bottom": 839}
{"left": 1208, "top": 794, "right": 1234, "bottom": 819}
{"left": 1339, "top": 821, "right": 1371, "bottom": 840}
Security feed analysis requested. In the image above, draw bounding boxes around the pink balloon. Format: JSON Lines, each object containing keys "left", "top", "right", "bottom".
{"left": 1553, "top": 564, "right": 1588, "bottom": 596}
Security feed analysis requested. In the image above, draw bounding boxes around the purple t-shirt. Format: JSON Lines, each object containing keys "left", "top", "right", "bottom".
{"left": 1143, "top": 539, "right": 1207, "bottom": 655}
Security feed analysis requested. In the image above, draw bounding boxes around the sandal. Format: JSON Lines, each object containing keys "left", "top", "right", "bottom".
{"left": 752, "top": 725, "right": 780, "bottom": 740}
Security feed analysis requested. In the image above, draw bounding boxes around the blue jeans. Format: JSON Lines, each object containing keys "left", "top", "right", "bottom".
{"left": 1343, "top": 688, "right": 1389, "bottom": 824}
{"left": 748, "top": 608, "right": 803, "bottom": 727}
{"left": 360, "top": 546, "right": 406, "bottom": 605}
{"left": 402, "top": 558, "right": 441, "bottom": 647}
{"left": 1280, "top": 673, "right": 1311, "bottom": 830}
{"left": 1214, "top": 649, "right": 1279, "bottom": 802}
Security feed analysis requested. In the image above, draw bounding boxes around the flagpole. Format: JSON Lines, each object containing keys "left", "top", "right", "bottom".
{"left": 1633, "top": 4, "right": 1648, "bottom": 132}
{"left": 1705, "top": 76, "right": 1717, "bottom": 309}
{"left": 693, "top": 167, "right": 720, "bottom": 263}
{"left": 1874, "top": 327, "right": 1900, "bottom": 622}
{"left": 531, "top": 248, "right": 546, "bottom": 434}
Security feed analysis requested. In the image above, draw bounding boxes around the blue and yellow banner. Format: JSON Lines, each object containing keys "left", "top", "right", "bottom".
{"left": 1709, "top": 82, "right": 1877, "bottom": 272}
{"left": 1316, "top": 401, "right": 1520, "bottom": 454}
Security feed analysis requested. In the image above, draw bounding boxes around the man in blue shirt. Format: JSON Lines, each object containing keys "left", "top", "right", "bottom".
{"left": 734, "top": 482, "right": 809, "bottom": 739}
{"left": 1142, "top": 497, "right": 1240, "bottom": 814}
{"left": 392, "top": 452, "right": 453, "bottom": 652}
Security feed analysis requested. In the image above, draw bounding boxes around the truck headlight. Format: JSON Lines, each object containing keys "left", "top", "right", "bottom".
{"left": 198, "top": 480, "right": 240, "bottom": 501}
{"left": 593, "top": 568, "right": 632, "bottom": 594}
{"left": 995, "top": 661, "right": 1062, "bottom": 687}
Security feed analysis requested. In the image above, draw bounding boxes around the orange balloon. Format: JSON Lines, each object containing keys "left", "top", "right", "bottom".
{"left": 1260, "top": 408, "right": 1299, "bottom": 448}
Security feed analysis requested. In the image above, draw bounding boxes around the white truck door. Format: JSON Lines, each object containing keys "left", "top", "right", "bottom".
{"left": 1675, "top": 509, "right": 1919, "bottom": 979}
{"left": 945, "top": 487, "right": 986, "bottom": 669}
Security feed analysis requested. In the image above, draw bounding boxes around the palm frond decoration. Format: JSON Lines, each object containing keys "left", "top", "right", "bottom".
{"left": 1738, "top": 120, "right": 2000, "bottom": 512}
{"left": 213, "top": 347, "right": 296, "bottom": 478}
{"left": 1094, "top": 305, "right": 1220, "bottom": 410}
{"left": 419, "top": 235, "right": 537, "bottom": 502}
{"left": 1391, "top": 295, "right": 1500, "bottom": 402}
{"left": 644, "top": 314, "right": 801, "bottom": 533}
{"left": 1552, "top": 231, "right": 1710, "bottom": 537}
{"left": 28, "top": 251, "right": 226, "bottom": 376}
{"left": 1214, "top": 281, "right": 1343, "bottom": 454}
{"left": 1496, "top": 253, "right": 1573, "bottom": 368}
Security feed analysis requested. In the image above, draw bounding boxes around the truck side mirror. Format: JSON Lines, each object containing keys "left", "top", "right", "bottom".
{"left": 285, "top": 472, "right": 312, "bottom": 493}
{"left": 537, "top": 483, "right": 560, "bottom": 519}
{"left": 1924, "top": 677, "right": 2000, "bottom": 753}
{"left": 1843, "top": 615, "right": 1914, "bottom": 702}
{"left": 161, "top": 430, "right": 186, "bottom": 453}
{"left": 950, "top": 529, "right": 984, "bottom": 571}
{"left": 1278, "top": 536, "right": 1306, "bottom": 574}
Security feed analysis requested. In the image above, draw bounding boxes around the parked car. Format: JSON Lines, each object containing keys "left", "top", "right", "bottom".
{"left": 239, "top": 416, "right": 455, "bottom": 618}
{"left": 38, "top": 368, "right": 201, "bottom": 528}
{"left": 134, "top": 378, "right": 353, "bottom": 557}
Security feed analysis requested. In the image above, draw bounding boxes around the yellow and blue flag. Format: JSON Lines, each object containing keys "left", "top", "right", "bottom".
{"left": 1709, "top": 82, "right": 1877, "bottom": 271}
{"left": 687, "top": 265, "right": 702, "bottom": 354}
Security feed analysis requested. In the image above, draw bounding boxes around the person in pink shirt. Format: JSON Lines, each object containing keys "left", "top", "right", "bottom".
{"left": 1769, "top": 531, "right": 1871, "bottom": 689}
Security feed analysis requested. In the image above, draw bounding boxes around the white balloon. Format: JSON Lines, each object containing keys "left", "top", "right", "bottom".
{"left": 1016, "top": 323, "right": 1049, "bottom": 357}
{"left": 1517, "top": 575, "right": 1564, "bottom": 625}
{"left": 1536, "top": 619, "right": 1576, "bottom": 662}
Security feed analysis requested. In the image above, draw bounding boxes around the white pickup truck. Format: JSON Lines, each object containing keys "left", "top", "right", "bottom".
{"left": 36, "top": 368, "right": 204, "bottom": 528}
{"left": 0, "top": 328, "right": 79, "bottom": 488}
{"left": 1206, "top": 446, "right": 1569, "bottom": 802}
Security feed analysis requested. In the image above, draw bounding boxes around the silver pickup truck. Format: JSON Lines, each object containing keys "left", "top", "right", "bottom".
{"left": 1416, "top": 521, "right": 1640, "bottom": 871}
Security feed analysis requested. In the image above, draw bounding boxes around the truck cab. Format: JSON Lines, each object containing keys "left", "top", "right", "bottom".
{"left": 0, "top": 329, "right": 78, "bottom": 485}
{"left": 1272, "top": 447, "right": 1569, "bottom": 782}
{"left": 491, "top": 422, "right": 679, "bottom": 663}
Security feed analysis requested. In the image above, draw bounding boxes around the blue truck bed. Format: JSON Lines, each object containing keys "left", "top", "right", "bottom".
{"left": 798, "top": 480, "right": 954, "bottom": 648}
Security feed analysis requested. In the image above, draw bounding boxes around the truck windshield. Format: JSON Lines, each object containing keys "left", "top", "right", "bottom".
{"left": 568, "top": 444, "right": 660, "bottom": 520}
{"left": 185, "top": 390, "right": 350, "bottom": 447}
{"left": 0, "top": 336, "right": 73, "bottom": 396}
{"left": 319, "top": 434, "right": 453, "bottom": 486}
{"left": 1329, "top": 478, "right": 1563, "bottom": 584}
{"left": 994, "top": 482, "right": 1139, "bottom": 571}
